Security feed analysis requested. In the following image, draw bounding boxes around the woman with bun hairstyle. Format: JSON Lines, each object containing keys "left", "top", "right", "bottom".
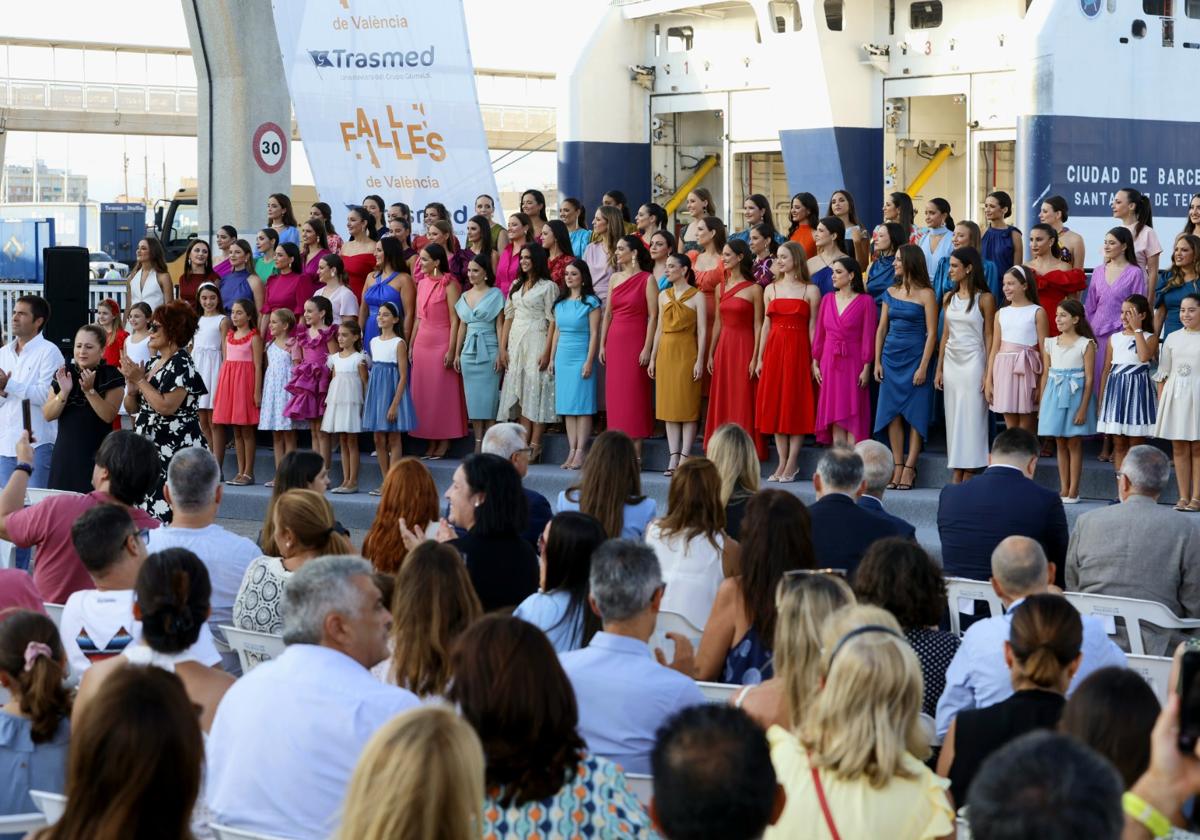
{"left": 981, "top": 190, "right": 1023, "bottom": 278}
{"left": 1112, "top": 186, "right": 1162, "bottom": 304}
{"left": 1038, "top": 195, "right": 1086, "bottom": 270}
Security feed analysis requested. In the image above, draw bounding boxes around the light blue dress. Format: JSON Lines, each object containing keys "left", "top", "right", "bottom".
{"left": 362, "top": 336, "right": 416, "bottom": 432}
{"left": 556, "top": 492, "right": 658, "bottom": 540}
{"left": 874, "top": 291, "right": 934, "bottom": 438}
{"left": 553, "top": 295, "right": 601, "bottom": 416}
{"left": 1037, "top": 335, "right": 1097, "bottom": 437}
{"left": 454, "top": 286, "right": 505, "bottom": 420}
{"left": 569, "top": 228, "right": 592, "bottom": 258}
{"left": 514, "top": 589, "right": 584, "bottom": 652}
{"left": 0, "top": 713, "right": 69, "bottom": 840}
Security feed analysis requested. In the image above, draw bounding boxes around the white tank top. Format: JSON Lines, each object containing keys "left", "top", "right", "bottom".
{"left": 997, "top": 304, "right": 1039, "bottom": 347}
{"left": 128, "top": 269, "right": 166, "bottom": 311}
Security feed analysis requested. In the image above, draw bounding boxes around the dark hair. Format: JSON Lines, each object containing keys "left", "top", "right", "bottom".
{"left": 138, "top": 237, "right": 170, "bottom": 274}
{"left": 95, "top": 429, "right": 160, "bottom": 506}
{"left": 740, "top": 490, "right": 814, "bottom": 642}
{"left": 651, "top": 705, "right": 778, "bottom": 840}
{"left": 1105, "top": 225, "right": 1138, "bottom": 266}
{"left": 1003, "top": 265, "right": 1041, "bottom": 305}
{"left": 76, "top": 323, "right": 107, "bottom": 349}
{"left": 543, "top": 512, "right": 606, "bottom": 647}
{"left": 16, "top": 294, "right": 50, "bottom": 331}
{"left": 787, "top": 192, "right": 821, "bottom": 239}
{"left": 817, "top": 216, "right": 848, "bottom": 256}
{"left": 1123, "top": 293, "right": 1153, "bottom": 331}
{"left": 690, "top": 188, "right": 717, "bottom": 217}
{"left": 469, "top": 252, "right": 497, "bottom": 288}
{"left": 349, "top": 205, "right": 378, "bottom": 239}
{"left": 257, "top": 227, "right": 280, "bottom": 255}
{"left": 421, "top": 242, "right": 452, "bottom": 276}
{"left": 182, "top": 238, "right": 213, "bottom": 276}
{"left": 1043, "top": 195, "right": 1070, "bottom": 223}
{"left": 448, "top": 615, "right": 586, "bottom": 807}
{"left": 889, "top": 192, "right": 916, "bottom": 232}
{"left": 618, "top": 234, "right": 654, "bottom": 273}
{"left": 424, "top": 201, "right": 450, "bottom": 223}
{"left": 567, "top": 430, "right": 645, "bottom": 539}
{"left": 650, "top": 228, "right": 678, "bottom": 256}
{"left": 725, "top": 238, "right": 755, "bottom": 282}
{"left": 136, "top": 548, "right": 210, "bottom": 653}
{"left": 1030, "top": 223, "right": 1063, "bottom": 260}
{"left": 301, "top": 217, "right": 329, "bottom": 252}
{"left": 544, "top": 218, "right": 574, "bottom": 259}
{"left": 521, "top": 189, "right": 548, "bottom": 223}
{"left": 1059, "top": 667, "right": 1158, "bottom": 787}
{"left": 268, "top": 192, "right": 298, "bottom": 227}
{"left": 508, "top": 211, "right": 534, "bottom": 245}
{"left": 853, "top": 538, "right": 947, "bottom": 628}
{"left": 966, "top": 731, "right": 1123, "bottom": 840}
{"left": 337, "top": 318, "right": 363, "bottom": 352}
{"left": 468, "top": 214, "right": 495, "bottom": 261}
{"left": 277, "top": 241, "right": 303, "bottom": 274}
{"left": 639, "top": 202, "right": 668, "bottom": 233}
{"left": 1055, "top": 298, "right": 1095, "bottom": 341}
{"left": 362, "top": 194, "right": 386, "bottom": 224}
{"left": 1008, "top": 594, "right": 1082, "bottom": 688}
{"left": 70, "top": 503, "right": 135, "bottom": 574}
{"left": 376, "top": 235, "right": 406, "bottom": 275}
{"left": 512, "top": 242, "right": 551, "bottom": 296}
{"left": 751, "top": 223, "right": 780, "bottom": 256}
{"left": 828, "top": 189, "right": 861, "bottom": 228}
{"left": 0, "top": 609, "right": 70, "bottom": 742}
{"left": 1118, "top": 187, "right": 1153, "bottom": 236}
{"left": 555, "top": 258, "right": 597, "bottom": 305}
{"left": 306, "top": 294, "right": 334, "bottom": 327}
{"left": 928, "top": 197, "right": 954, "bottom": 229}
{"left": 604, "top": 189, "right": 632, "bottom": 222}
{"left": 319, "top": 253, "right": 347, "bottom": 288}
{"left": 229, "top": 297, "right": 259, "bottom": 328}
{"left": 992, "top": 427, "right": 1040, "bottom": 460}
{"left": 948, "top": 246, "right": 987, "bottom": 312}
{"left": 229, "top": 238, "right": 254, "bottom": 268}
{"left": 700, "top": 215, "right": 728, "bottom": 253}
{"left": 988, "top": 190, "right": 1014, "bottom": 218}
{"left": 895, "top": 243, "right": 932, "bottom": 290}
{"left": 461, "top": 453, "right": 527, "bottom": 538}
{"left": 878, "top": 221, "right": 908, "bottom": 255}
{"left": 219, "top": 224, "right": 238, "bottom": 239}
{"left": 312, "top": 201, "right": 337, "bottom": 236}
{"left": 195, "top": 281, "right": 223, "bottom": 314}
{"left": 128, "top": 301, "right": 153, "bottom": 321}
{"left": 260, "top": 449, "right": 327, "bottom": 555}
{"left": 665, "top": 252, "right": 697, "bottom": 287}
{"left": 832, "top": 256, "right": 866, "bottom": 294}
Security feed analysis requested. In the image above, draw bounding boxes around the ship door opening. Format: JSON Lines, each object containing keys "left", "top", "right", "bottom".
{"left": 885, "top": 92, "right": 968, "bottom": 222}
{"left": 649, "top": 104, "right": 724, "bottom": 241}
{"left": 972, "top": 131, "right": 1017, "bottom": 228}
{"left": 732, "top": 150, "right": 788, "bottom": 238}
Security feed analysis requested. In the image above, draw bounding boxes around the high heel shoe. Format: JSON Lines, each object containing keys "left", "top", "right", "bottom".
{"left": 896, "top": 464, "right": 918, "bottom": 491}
{"left": 664, "top": 452, "right": 680, "bottom": 478}
{"left": 886, "top": 462, "right": 903, "bottom": 490}
{"left": 529, "top": 443, "right": 543, "bottom": 464}
{"left": 561, "top": 448, "right": 576, "bottom": 470}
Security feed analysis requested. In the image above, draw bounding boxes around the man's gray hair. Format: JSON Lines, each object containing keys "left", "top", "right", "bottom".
{"left": 991, "top": 536, "right": 1048, "bottom": 597}
{"left": 1122, "top": 445, "right": 1170, "bottom": 496}
{"left": 816, "top": 447, "right": 864, "bottom": 493}
{"left": 166, "top": 447, "right": 220, "bottom": 513}
{"left": 482, "top": 422, "right": 528, "bottom": 460}
{"left": 855, "top": 440, "right": 894, "bottom": 496}
{"left": 281, "top": 555, "right": 373, "bottom": 645}
{"left": 589, "top": 539, "right": 663, "bottom": 623}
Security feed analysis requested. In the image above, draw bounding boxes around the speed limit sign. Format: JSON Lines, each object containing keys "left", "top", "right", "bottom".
{"left": 252, "top": 122, "right": 287, "bottom": 174}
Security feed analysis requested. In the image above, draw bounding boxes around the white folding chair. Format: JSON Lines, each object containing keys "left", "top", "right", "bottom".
{"left": 697, "top": 681, "right": 739, "bottom": 704}
{"left": 219, "top": 625, "right": 285, "bottom": 673}
{"left": 25, "top": 488, "right": 81, "bottom": 505}
{"left": 28, "top": 789, "right": 67, "bottom": 824}
{"left": 624, "top": 773, "right": 654, "bottom": 809}
{"left": 652, "top": 610, "right": 703, "bottom": 660}
{"left": 43, "top": 603, "right": 64, "bottom": 630}
{"left": 1127, "top": 654, "right": 1174, "bottom": 705}
{"left": 0, "top": 813, "right": 48, "bottom": 832}
{"left": 0, "top": 538, "right": 15, "bottom": 569}
{"left": 209, "top": 824, "right": 291, "bottom": 840}
{"left": 918, "top": 712, "right": 942, "bottom": 748}
{"left": 944, "top": 577, "right": 1004, "bottom": 636}
{"left": 1062, "top": 592, "right": 1200, "bottom": 656}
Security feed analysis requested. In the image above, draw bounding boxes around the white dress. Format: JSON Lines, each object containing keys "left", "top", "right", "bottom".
{"left": 260, "top": 341, "right": 302, "bottom": 431}
{"left": 645, "top": 521, "right": 725, "bottom": 630}
{"left": 1154, "top": 329, "right": 1200, "bottom": 441}
{"left": 942, "top": 293, "right": 989, "bottom": 469}
{"left": 128, "top": 268, "right": 166, "bottom": 312}
{"left": 119, "top": 333, "right": 153, "bottom": 418}
{"left": 321, "top": 351, "right": 365, "bottom": 433}
{"left": 192, "top": 314, "right": 224, "bottom": 410}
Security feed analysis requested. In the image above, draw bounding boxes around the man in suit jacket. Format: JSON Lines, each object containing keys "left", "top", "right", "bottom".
{"left": 938, "top": 428, "right": 1068, "bottom": 586}
{"left": 808, "top": 447, "right": 910, "bottom": 579}
{"left": 854, "top": 439, "right": 917, "bottom": 539}
{"left": 1066, "top": 445, "right": 1200, "bottom": 655}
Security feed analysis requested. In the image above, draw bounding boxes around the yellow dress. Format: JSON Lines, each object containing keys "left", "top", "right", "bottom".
{"left": 656, "top": 286, "right": 702, "bottom": 422}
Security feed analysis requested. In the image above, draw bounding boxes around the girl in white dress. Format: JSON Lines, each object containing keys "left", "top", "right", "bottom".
{"left": 192, "top": 283, "right": 229, "bottom": 453}
{"left": 1097, "top": 294, "right": 1158, "bottom": 473}
{"left": 119, "top": 302, "right": 154, "bottom": 429}
{"left": 259, "top": 309, "right": 301, "bottom": 484}
{"left": 125, "top": 238, "right": 173, "bottom": 318}
{"left": 1154, "top": 292, "right": 1200, "bottom": 510}
{"left": 322, "top": 321, "right": 368, "bottom": 493}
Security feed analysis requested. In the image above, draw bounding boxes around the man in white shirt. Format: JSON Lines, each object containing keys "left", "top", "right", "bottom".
{"left": 935, "top": 535, "right": 1127, "bottom": 740}
{"left": 206, "top": 555, "right": 418, "bottom": 840}
{"left": 147, "top": 447, "right": 260, "bottom": 673}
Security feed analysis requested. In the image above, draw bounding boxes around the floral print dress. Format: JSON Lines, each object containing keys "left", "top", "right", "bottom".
{"left": 133, "top": 349, "right": 208, "bottom": 521}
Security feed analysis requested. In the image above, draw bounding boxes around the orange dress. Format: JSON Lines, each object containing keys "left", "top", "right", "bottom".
{"left": 756, "top": 298, "right": 816, "bottom": 435}
{"left": 689, "top": 251, "right": 725, "bottom": 394}
{"left": 704, "top": 280, "right": 766, "bottom": 458}
{"left": 789, "top": 224, "right": 816, "bottom": 259}
{"left": 1033, "top": 266, "right": 1087, "bottom": 336}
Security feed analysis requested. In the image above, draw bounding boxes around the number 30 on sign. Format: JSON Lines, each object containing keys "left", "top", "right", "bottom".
{"left": 252, "top": 122, "right": 287, "bottom": 174}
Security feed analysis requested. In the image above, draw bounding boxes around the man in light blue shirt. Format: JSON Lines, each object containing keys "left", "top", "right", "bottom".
{"left": 206, "top": 556, "right": 418, "bottom": 840}
{"left": 935, "top": 536, "right": 1126, "bottom": 740}
{"left": 560, "top": 539, "right": 706, "bottom": 774}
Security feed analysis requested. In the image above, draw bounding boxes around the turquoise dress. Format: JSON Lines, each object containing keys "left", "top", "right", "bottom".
{"left": 553, "top": 295, "right": 601, "bottom": 415}
{"left": 874, "top": 291, "right": 933, "bottom": 438}
{"left": 454, "top": 287, "right": 504, "bottom": 420}
{"left": 1156, "top": 273, "right": 1200, "bottom": 339}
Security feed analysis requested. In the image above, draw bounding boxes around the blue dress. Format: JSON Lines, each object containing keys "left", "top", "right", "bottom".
{"left": 1037, "top": 335, "right": 1097, "bottom": 437}
{"left": 723, "top": 626, "right": 773, "bottom": 685}
{"left": 0, "top": 712, "right": 69, "bottom": 839}
{"left": 569, "top": 228, "right": 592, "bottom": 258}
{"left": 874, "top": 291, "right": 934, "bottom": 437}
{"left": 362, "top": 335, "right": 416, "bottom": 432}
{"left": 866, "top": 257, "right": 896, "bottom": 314}
{"left": 219, "top": 269, "right": 254, "bottom": 315}
{"left": 1155, "top": 274, "right": 1200, "bottom": 339}
{"left": 982, "top": 225, "right": 1021, "bottom": 278}
{"left": 811, "top": 264, "right": 835, "bottom": 296}
{"left": 454, "top": 286, "right": 505, "bottom": 420}
{"left": 363, "top": 272, "right": 403, "bottom": 348}
{"left": 553, "top": 295, "right": 601, "bottom": 415}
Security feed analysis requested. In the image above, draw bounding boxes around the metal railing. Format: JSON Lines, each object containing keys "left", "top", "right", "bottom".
{"left": 0, "top": 283, "right": 128, "bottom": 337}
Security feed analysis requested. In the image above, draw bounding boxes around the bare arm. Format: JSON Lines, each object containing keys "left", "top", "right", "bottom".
{"left": 252, "top": 334, "right": 264, "bottom": 407}
{"left": 639, "top": 276, "right": 658, "bottom": 367}
{"left": 597, "top": 290, "right": 614, "bottom": 365}
{"left": 647, "top": 292, "right": 667, "bottom": 379}
{"left": 444, "top": 282, "right": 462, "bottom": 369}
{"left": 706, "top": 285, "right": 724, "bottom": 374}
{"left": 749, "top": 285, "right": 764, "bottom": 373}
{"left": 398, "top": 275, "right": 417, "bottom": 345}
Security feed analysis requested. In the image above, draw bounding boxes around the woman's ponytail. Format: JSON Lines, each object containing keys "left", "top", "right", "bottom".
{"left": 0, "top": 610, "right": 71, "bottom": 742}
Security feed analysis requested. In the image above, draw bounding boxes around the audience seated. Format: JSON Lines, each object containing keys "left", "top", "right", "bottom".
{"left": 938, "top": 428, "right": 1068, "bottom": 585}
{"left": 765, "top": 604, "right": 955, "bottom": 839}
{"left": 1058, "top": 666, "right": 1159, "bottom": 788}
{"left": 361, "top": 457, "right": 439, "bottom": 573}
{"left": 374, "top": 541, "right": 481, "bottom": 696}
{"left": 559, "top": 539, "right": 705, "bottom": 774}
{"left": 75, "top": 548, "right": 234, "bottom": 733}
{"left": 448, "top": 614, "right": 656, "bottom": 838}
{"left": 855, "top": 439, "right": 917, "bottom": 538}
{"left": 1066, "top": 445, "right": 1200, "bottom": 655}
{"left": 207, "top": 556, "right": 418, "bottom": 839}
{"left": 335, "top": 706, "right": 484, "bottom": 840}
{"left": 258, "top": 449, "right": 345, "bottom": 554}
{"left": 557, "top": 431, "right": 657, "bottom": 539}
{"left": 650, "top": 704, "right": 785, "bottom": 840}
{"left": 483, "top": 422, "right": 553, "bottom": 550}
{"left": 0, "top": 430, "right": 158, "bottom": 604}
{"left": 705, "top": 423, "right": 760, "bottom": 541}
{"left": 32, "top": 665, "right": 204, "bottom": 840}
{"left": 965, "top": 731, "right": 1123, "bottom": 840}
{"left": 233, "top": 489, "right": 354, "bottom": 634}
{"left": 0, "top": 610, "right": 70, "bottom": 825}
{"left": 147, "top": 447, "right": 260, "bottom": 673}
{"left": 514, "top": 511, "right": 606, "bottom": 652}
{"left": 0, "top": 570, "right": 44, "bottom": 614}
{"left": 648, "top": 458, "right": 738, "bottom": 630}
{"left": 695, "top": 489, "right": 816, "bottom": 684}
{"left": 854, "top": 537, "right": 960, "bottom": 717}
{"left": 939, "top": 593, "right": 1082, "bottom": 804}
{"left": 807, "top": 447, "right": 909, "bottom": 578}
{"left": 935, "top": 536, "right": 1126, "bottom": 740}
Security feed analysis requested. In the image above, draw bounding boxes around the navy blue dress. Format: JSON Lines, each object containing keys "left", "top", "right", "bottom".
{"left": 874, "top": 291, "right": 933, "bottom": 438}
{"left": 982, "top": 226, "right": 1020, "bottom": 278}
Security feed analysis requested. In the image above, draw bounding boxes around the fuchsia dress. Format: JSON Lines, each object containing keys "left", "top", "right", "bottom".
{"left": 283, "top": 323, "right": 338, "bottom": 421}
{"left": 1085, "top": 263, "right": 1147, "bottom": 396}
{"left": 812, "top": 292, "right": 877, "bottom": 441}
{"left": 410, "top": 274, "right": 467, "bottom": 440}
{"left": 604, "top": 272, "right": 654, "bottom": 439}
{"left": 263, "top": 271, "right": 314, "bottom": 320}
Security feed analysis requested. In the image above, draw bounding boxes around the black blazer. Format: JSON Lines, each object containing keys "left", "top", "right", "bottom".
{"left": 857, "top": 495, "right": 917, "bottom": 540}
{"left": 450, "top": 531, "right": 538, "bottom": 613}
{"left": 937, "top": 466, "right": 1068, "bottom": 585}
{"left": 808, "top": 493, "right": 910, "bottom": 579}
{"left": 523, "top": 487, "right": 553, "bottom": 551}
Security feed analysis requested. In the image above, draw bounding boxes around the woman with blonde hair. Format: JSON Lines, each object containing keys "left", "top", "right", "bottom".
{"left": 556, "top": 430, "right": 656, "bottom": 539}
{"left": 705, "top": 422, "right": 760, "bottom": 540}
{"left": 765, "top": 605, "right": 955, "bottom": 839}
{"left": 336, "top": 706, "right": 484, "bottom": 840}
{"left": 361, "top": 458, "right": 440, "bottom": 574}
{"left": 583, "top": 205, "right": 626, "bottom": 300}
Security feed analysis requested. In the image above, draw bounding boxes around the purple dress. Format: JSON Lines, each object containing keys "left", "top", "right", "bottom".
{"left": 812, "top": 292, "right": 877, "bottom": 441}
{"left": 1084, "top": 263, "right": 1146, "bottom": 395}
{"left": 283, "top": 323, "right": 338, "bottom": 420}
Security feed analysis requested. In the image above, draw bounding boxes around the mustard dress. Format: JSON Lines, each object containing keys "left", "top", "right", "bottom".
{"left": 656, "top": 286, "right": 702, "bottom": 422}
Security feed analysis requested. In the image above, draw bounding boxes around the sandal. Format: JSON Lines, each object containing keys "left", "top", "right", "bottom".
{"left": 664, "top": 452, "right": 681, "bottom": 478}
{"left": 530, "top": 443, "right": 543, "bottom": 464}
{"left": 264, "top": 480, "right": 274, "bottom": 488}
{"left": 885, "top": 462, "right": 903, "bottom": 490}
{"left": 561, "top": 448, "right": 576, "bottom": 470}
{"left": 896, "top": 464, "right": 917, "bottom": 491}
{"left": 1175, "top": 499, "right": 1191, "bottom": 511}
{"left": 1187, "top": 498, "right": 1200, "bottom": 512}
{"left": 368, "top": 488, "right": 383, "bottom": 497}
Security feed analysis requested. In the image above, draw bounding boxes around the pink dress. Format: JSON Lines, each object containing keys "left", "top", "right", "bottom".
{"left": 1084, "top": 263, "right": 1146, "bottom": 394}
{"left": 604, "top": 272, "right": 654, "bottom": 438}
{"left": 410, "top": 274, "right": 467, "bottom": 440}
{"left": 496, "top": 243, "right": 522, "bottom": 297}
{"left": 283, "top": 323, "right": 338, "bottom": 421}
{"left": 812, "top": 293, "right": 877, "bottom": 441}
{"left": 264, "top": 272, "right": 314, "bottom": 320}
{"left": 301, "top": 248, "right": 330, "bottom": 289}
{"left": 212, "top": 329, "right": 260, "bottom": 425}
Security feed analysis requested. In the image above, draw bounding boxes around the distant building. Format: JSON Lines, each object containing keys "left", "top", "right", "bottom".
{"left": 3, "top": 160, "right": 88, "bottom": 203}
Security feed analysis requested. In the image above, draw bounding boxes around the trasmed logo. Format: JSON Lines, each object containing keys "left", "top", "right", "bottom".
{"left": 309, "top": 46, "right": 435, "bottom": 70}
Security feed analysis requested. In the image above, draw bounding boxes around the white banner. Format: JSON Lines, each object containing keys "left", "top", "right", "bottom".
{"left": 271, "top": 0, "right": 498, "bottom": 237}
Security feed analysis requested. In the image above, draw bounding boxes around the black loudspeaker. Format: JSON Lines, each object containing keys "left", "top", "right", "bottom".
{"left": 42, "top": 246, "right": 91, "bottom": 358}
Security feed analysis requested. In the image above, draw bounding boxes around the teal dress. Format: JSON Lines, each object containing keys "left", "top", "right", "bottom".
{"left": 1156, "top": 273, "right": 1200, "bottom": 339}
{"left": 553, "top": 295, "right": 601, "bottom": 415}
{"left": 454, "top": 287, "right": 505, "bottom": 420}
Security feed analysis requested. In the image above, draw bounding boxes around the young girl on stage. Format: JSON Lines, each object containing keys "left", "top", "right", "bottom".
{"left": 363, "top": 302, "right": 416, "bottom": 487}
{"left": 193, "top": 283, "right": 228, "bottom": 454}
{"left": 284, "top": 296, "right": 339, "bottom": 467}
{"left": 211, "top": 298, "right": 263, "bottom": 486}
{"left": 987, "top": 266, "right": 1048, "bottom": 434}
{"left": 1097, "top": 295, "right": 1158, "bottom": 474}
{"left": 260, "top": 308, "right": 301, "bottom": 481}
{"left": 1037, "top": 300, "right": 1096, "bottom": 503}
{"left": 323, "top": 321, "right": 368, "bottom": 493}
{"left": 1154, "top": 293, "right": 1200, "bottom": 510}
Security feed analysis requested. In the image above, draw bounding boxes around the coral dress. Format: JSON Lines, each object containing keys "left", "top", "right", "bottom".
{"left": 655, "top": 286, "right": 702, "bottom": 423}
{"left": 283, "top": 323, "right": 338, "bottom": 421}
{"left": 212, "top": 329, "right": 259, "bottom": 425}
{"left": 604, "top": 273, "right": 654, "bottom": 438}
{"left": 411, "top": 274, "right": 468, "bottom": 439}
{"left": 689, "top": 252, "right": 725, "bottom": 394}
{"left": 341, "top": 250, "right": 377, "bottom": 302}
{"left": 1032, "top": 266, "right": 1086, "bottom": 336}
{"left": 757, "top": 297, "right": 816, "bottom": 435}
{"left": 704, "top": 280, "right": 764, "bottom": 456}
{"left": 812, "top": 292, "right": 876, "bottom": 442}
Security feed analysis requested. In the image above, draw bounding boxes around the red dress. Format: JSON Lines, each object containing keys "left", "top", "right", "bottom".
{"left": 1033, "top": 267, "right": 1086, "bottom": 336}
{"left": 341, "top": 251, "right": 377, "bottom": 302}
{"left": 604, "top": 272, "right": 654, "bottom": 438}
{"left": 104, "top": 329, "right": 128, "bottom": 430}
{"left": 549, "top": 253, "right": 572, "bottom": 286}
{"left": 704, "top": 280, "right": 766, "bottom": 457}
{"left": 689, "top": 251, "right": 725, "bottom": 394}
{"left": 756, "top": 298, "right": 816, "bottom": 435}
{"left": 178, "top": 272, "right": 219, "bottom": 312}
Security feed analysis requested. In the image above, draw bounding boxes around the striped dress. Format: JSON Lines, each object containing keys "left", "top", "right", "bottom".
{"left": 1097, "top": 330, "right": 1156, "bottom": 436}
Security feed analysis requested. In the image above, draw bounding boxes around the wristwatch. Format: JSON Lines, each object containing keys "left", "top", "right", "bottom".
{"left": 13, "top": 463, "right": 33, "bottom": 476}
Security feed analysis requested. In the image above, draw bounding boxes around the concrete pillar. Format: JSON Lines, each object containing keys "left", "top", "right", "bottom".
{"left": 181, "top": 0, "right": 292, "bottom": 241}
{"left": 0, "top": 130, "right": 7, "bottom": 199}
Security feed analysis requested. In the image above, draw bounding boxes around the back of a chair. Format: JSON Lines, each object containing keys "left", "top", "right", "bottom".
{"left": 1062, "top": 592, "right": 1200, "bottom": 656}
{"left": 0, "top": 813, "right": 48, "bottom": 833}
{"left": 26, "top": 488, "right": 81, "bottom": 505}
{"left": 43, "top": 603, "right": 64, "bottom": 630}
{"left": 945, "top": 578, "right": 1003, "bottom": 636}
{"left": 28, "top": 789, "right": 67, "bottom": 824}
{"left": 0, "top": 538, "right": 14, "bottom": 570}
{"left": 624, "top": 773, "right": 654, "bottom": 809}
{"left": 652, "top": 610, "right": 703, "bottom": 659}
{"left": 697, "top": 681, "right": 739, "bottom": 704}
{"left": 210, "top": 824, "right": 290, "bottom": 840}
{"left": 219, "top": 626, "right": 285, "bottom": 674}
{"left": 1127, "top": 654, "right": 1174, "bottom": 705}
